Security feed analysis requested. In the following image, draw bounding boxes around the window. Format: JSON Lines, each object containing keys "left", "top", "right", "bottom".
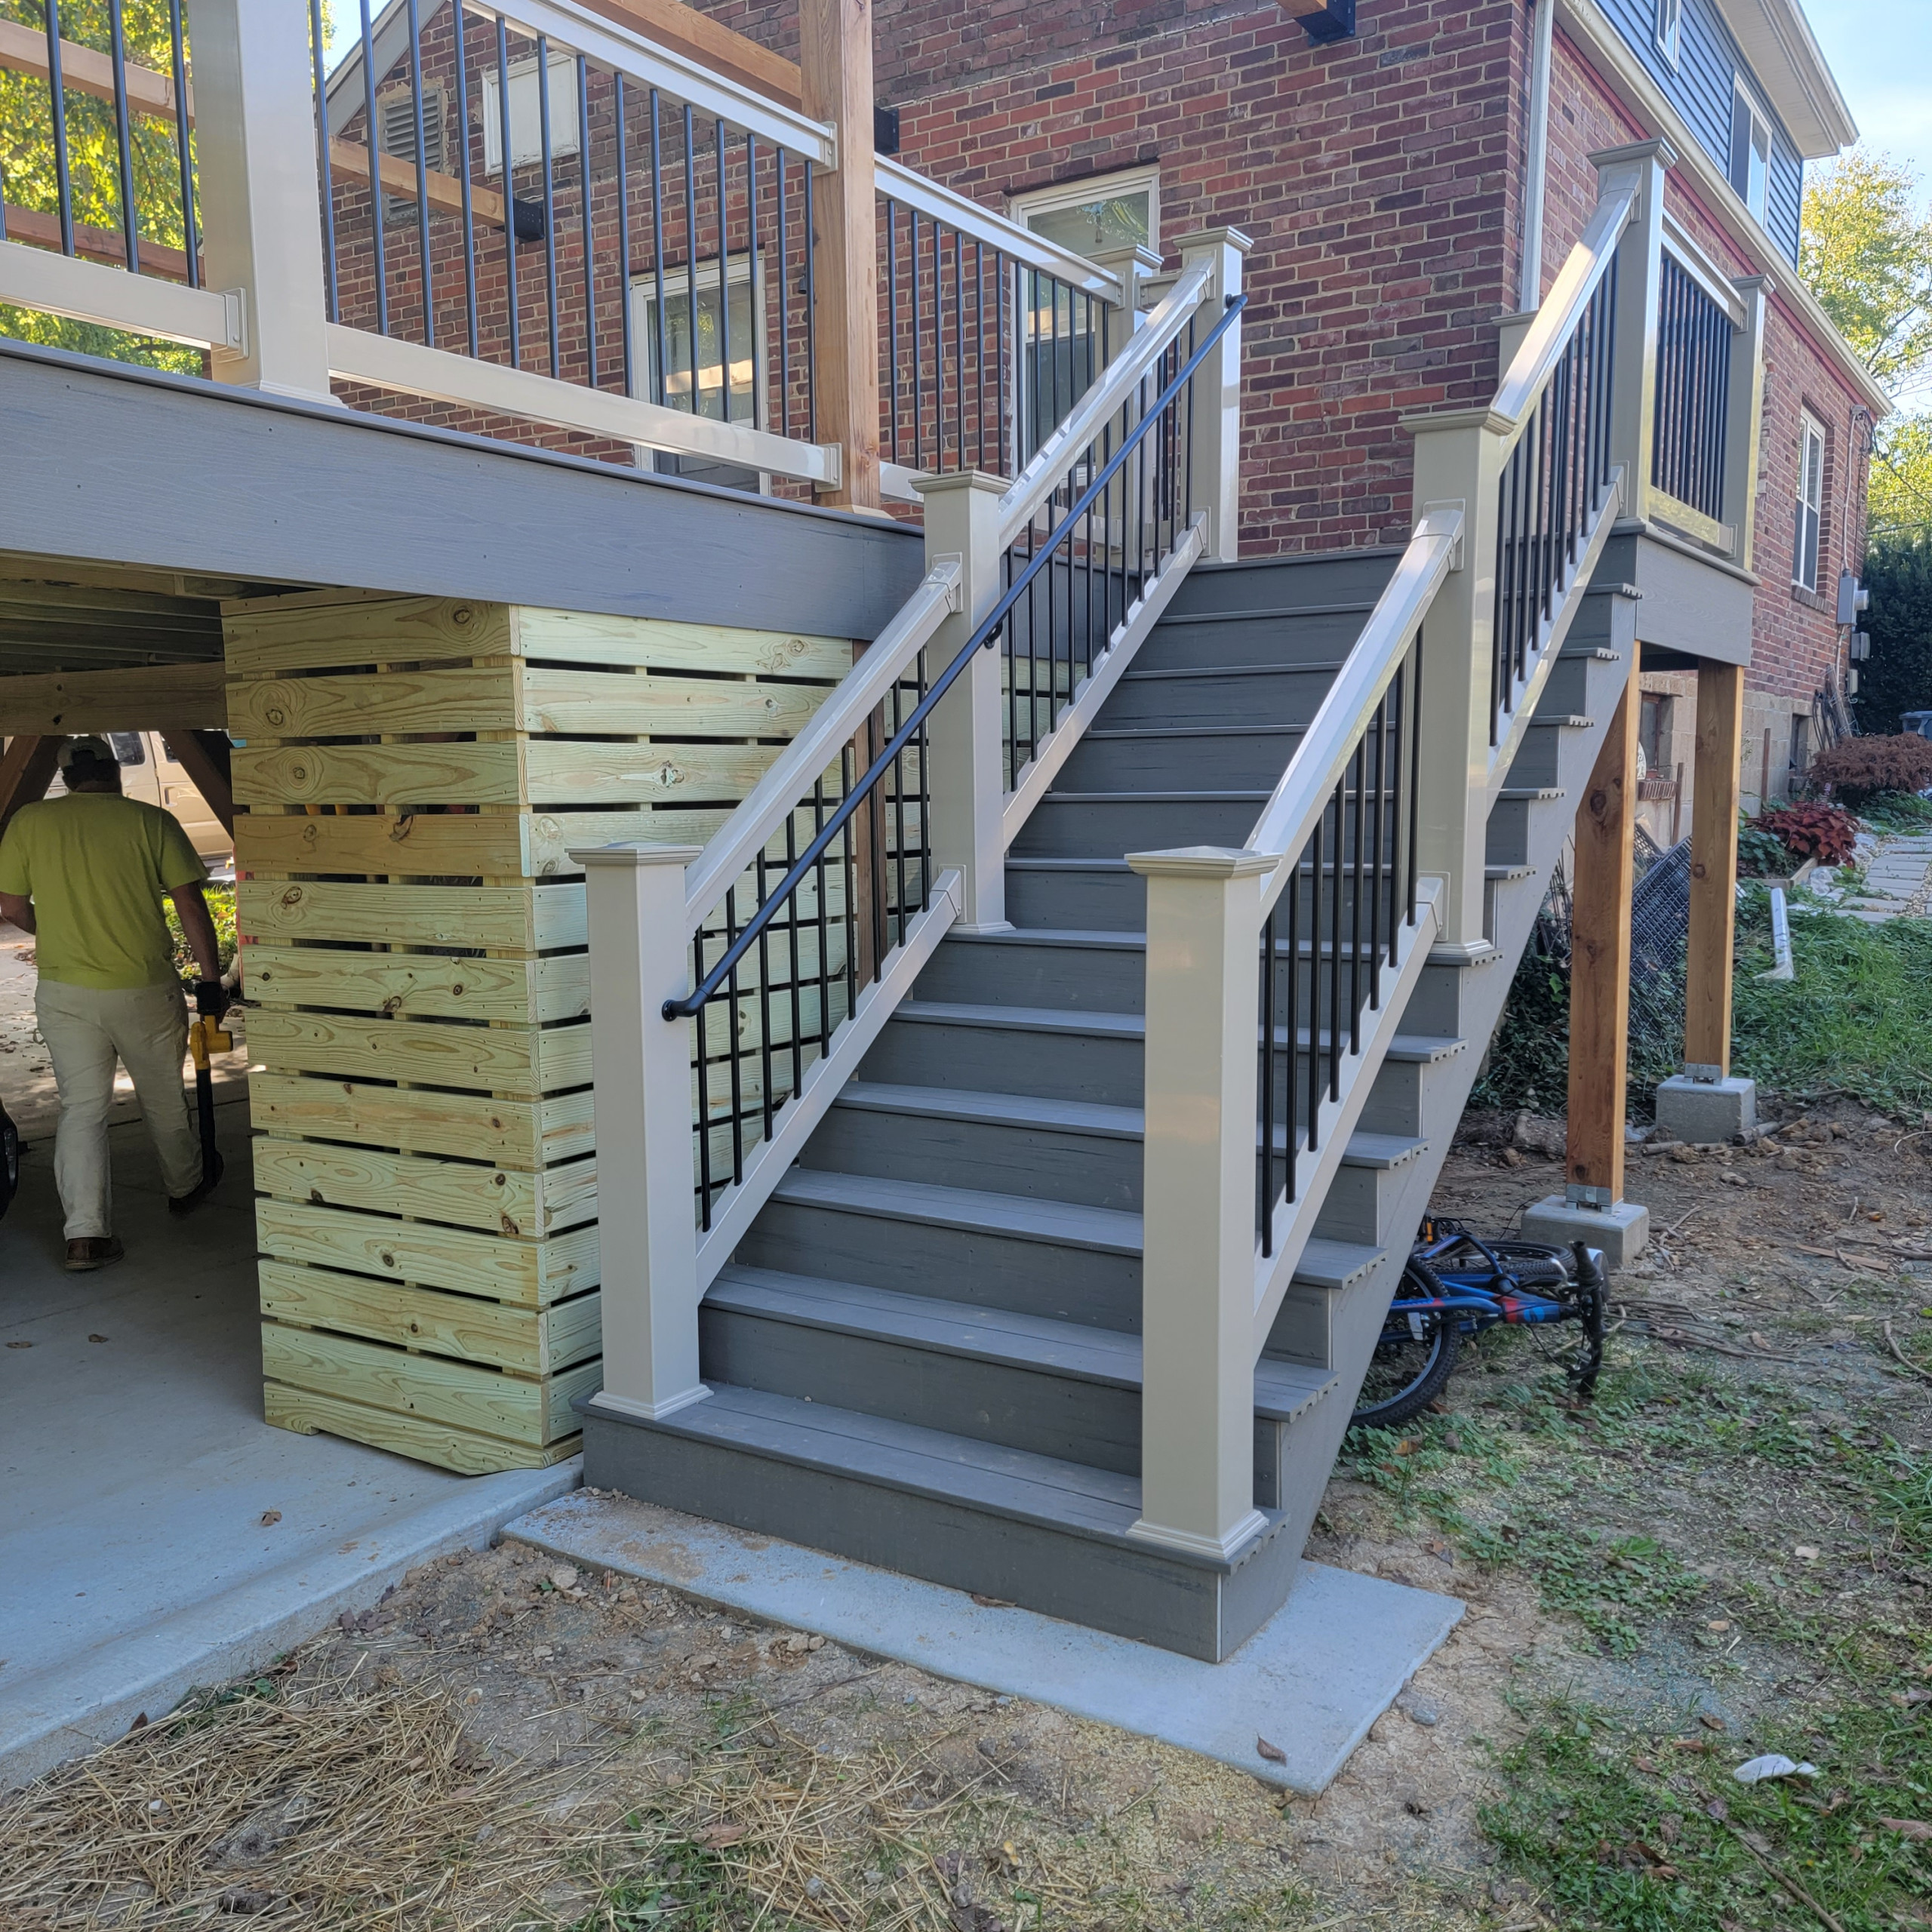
{"left": 1729, "top": 81, "right": 1772, "bottom": 224}
{"left": 1789, "top": 712, "right": 1810, "bottom": 779}
{"left": 631, "top": 260, "right": 764, "bottom": 426}
{"left": 1010, "top": 168, "right": 1160, "bottom": 463}
{"left": 481, "top": 55, "right": 580, "bottom": 173}
{"left": 107, "top": 732, "right": 145, "bottom": 767}
{"left": 1792, "top": 411, "right": 1824, "bottom": 592}
{"left": 1654, "top": 0, "right": 1681, "bottom": 66}
{"left": 1638, "top": 693, "right": 1672, "bottom": 775}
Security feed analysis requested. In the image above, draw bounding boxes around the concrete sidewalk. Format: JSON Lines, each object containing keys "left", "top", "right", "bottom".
{"left": 0, "top": 1097, "right": 577, "bottom": 1790}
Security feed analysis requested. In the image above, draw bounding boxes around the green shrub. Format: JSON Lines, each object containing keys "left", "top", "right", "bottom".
{"left": 1752, "top": 799, "right": 1860, "bottom": 864}
{"left": 165, "top": 884, "right": 237, "bottom": 979}
{"left": 1805, "top": 731, "right": 1932, "bottom": 806}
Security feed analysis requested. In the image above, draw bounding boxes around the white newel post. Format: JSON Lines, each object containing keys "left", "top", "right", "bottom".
{"left": 190, "top": 0, "right": 335, "bottom": 403}
{"left": 1127, "top": 847, "right": 1272, "bottom": 1560}
{"left": 1091, "top": 243, "right": 1161, "bottom": 355}
{"left": 915, "top": 470, "right": 1010, "bottom": 931}
{"left": 1401, "top": 417, "right": 1493, "bottom": 959}
{"left": 573, "top": 843, "right": 710, "bottom": 1421}
{"left": 1724, "top": 275, "right": 1771, "bottom": 571}
{"left": 1174, "top": 227, "right": 1252, "bottom": 562}
{"left": 1592, "top": 137, "right": 1675, "bottom": 517}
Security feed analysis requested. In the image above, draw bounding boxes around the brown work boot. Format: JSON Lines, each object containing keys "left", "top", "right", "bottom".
{"left": 65, "top": 1237, "right": 125, "bottom": 1272}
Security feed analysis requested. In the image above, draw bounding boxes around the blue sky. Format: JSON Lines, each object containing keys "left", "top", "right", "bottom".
{"left": 1804, "top": 0, "right": 1932, "bottom": 183}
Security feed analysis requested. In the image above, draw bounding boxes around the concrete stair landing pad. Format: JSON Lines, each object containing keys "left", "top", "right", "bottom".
{"left": 506, "top": 1489, "right": 1463, "bottom": 1794}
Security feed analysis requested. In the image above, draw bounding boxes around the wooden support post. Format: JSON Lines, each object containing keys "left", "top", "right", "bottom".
{"left": 162, "top": 731, "right": 235, "bottom": 835}
{"left": 1684, "top": 663, "right": 1744, "bottom": 1079}
{"left": 0, "top": 734, "right": 60, "bottom": 839}
{"left": 574, "top": 843, "right": 709, "bottom": 1422}
{"left": 1127, "top": 846, "right": 1272, "bottom": 1560}
{"left": 1566, "top": 657, "right": 1639, "bottom": 1208}
{"left": 799, "top": 0, "right": 880, "bottom": 512}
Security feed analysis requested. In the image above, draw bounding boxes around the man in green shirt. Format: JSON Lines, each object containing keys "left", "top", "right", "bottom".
{"left": 0, "top": 736, "right": 226, "bottom": 1270}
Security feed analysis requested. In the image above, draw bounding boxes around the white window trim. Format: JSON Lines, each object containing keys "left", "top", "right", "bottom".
{"left": 629, "top": 255, "right": 768, "bottom": 429}
{"left": 1008, "top": 165, "right": 1162, "bottom": 259}
{"left": 481, "top": 54, "right": 581, "bottom": 174}
{"left": 1654, "top": 0, "right": 1681, "bottom": 69}
{"left": 1730, "top": 78, "right": 1773, "bottom": 225}
{"left": 1792, "top": 410, "right": 1825, "bottom": 592}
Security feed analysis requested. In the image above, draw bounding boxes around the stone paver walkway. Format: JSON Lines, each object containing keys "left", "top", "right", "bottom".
{"left": 1832, "top": 832, "right": 1932, "bottom": 922}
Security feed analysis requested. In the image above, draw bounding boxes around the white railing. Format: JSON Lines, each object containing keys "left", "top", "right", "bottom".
{"left": 572, "top": 226, "right": 1246, "bottom": 1423}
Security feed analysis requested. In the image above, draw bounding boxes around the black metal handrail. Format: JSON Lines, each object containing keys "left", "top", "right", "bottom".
{"left": 666, "top": 290, "right": 1246, "bottom": 1026}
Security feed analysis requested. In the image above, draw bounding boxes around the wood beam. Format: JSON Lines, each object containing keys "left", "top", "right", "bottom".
{"left": 799, "top": 0, "right": 881, "bottom": 512}
{"left": 574, "top": 0, "right": 802, "bottom": 106}
{"left": 0, "top": 734, "right": 60, "bottom": 840}
{"left": 0, "top": 17, "right": 189, "bottom": 119}
{"left": 0, "top": 204, "right": 194, "bottom": 281}
{"left": 1684, "top": 662, "right": 1744, "bottom": 1077}
{"left": 0, "top": 662, "right": 227, "bottom": 735}
{"left": 1566, "top": 659, "right": 1639, "bottom": 1205}
{"left": 327, "top": 138, "right": 508, "bottom": 229}
{"left": 163, "top": 730, "right": 234, "bottom": 835}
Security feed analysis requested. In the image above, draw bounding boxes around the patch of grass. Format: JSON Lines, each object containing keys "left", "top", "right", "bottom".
{"left": 569, "top": 1837, "right": 736, "bottom": 1930}
{"left": 1481, "top": 1690, "right": 1932, "bottom": 1931}
{"left": 1732, "top": 892, "right": 1932, "bottom": 1113}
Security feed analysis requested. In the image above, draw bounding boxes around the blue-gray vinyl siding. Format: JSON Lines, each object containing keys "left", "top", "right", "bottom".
{"left": 1593, "top": 0, "right": 1804, "bottom": 263}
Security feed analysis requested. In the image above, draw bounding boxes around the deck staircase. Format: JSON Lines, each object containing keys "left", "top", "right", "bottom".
{"left": 583, "top": 552, "right": 1637, "bottom": 1659}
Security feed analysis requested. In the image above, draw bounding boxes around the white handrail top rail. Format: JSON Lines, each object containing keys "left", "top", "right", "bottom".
{"left": 1244, "top": 509, "right": 1463, "bottom": 915}
{"left": 1491, "top": 168, "right": 1639, "bottom": 428}
{"left": 875, "top": 158, "right": 1124, "bottom": 305}
{"left": 681, "top": 558, "right": 961, "bottom": 928}
{"left": 997, "top": 257, "right": 1216, "bottom": 546}
{"left": 483, "top": 0, "right": 838, "bottom": 166}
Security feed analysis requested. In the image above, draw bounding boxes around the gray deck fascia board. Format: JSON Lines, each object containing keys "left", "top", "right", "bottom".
{"left": 0, "top": 340, "right": 921, "bottom": 637}
{"left": 942, "top": 928, "right": 1148, "bottom": 952}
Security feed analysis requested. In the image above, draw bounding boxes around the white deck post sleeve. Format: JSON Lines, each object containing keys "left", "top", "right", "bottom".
{"left": 1399, "top": 418, "right": 1493, "bottom": 958}
{"left": 1126, "top": 845, "right": 1272, "bottom": 1560}
{"left": 573, "top": 842, "right": 709, "bottom": 1422}
{"left": 1174, "top": 227, "right": 1252, "bottom": 562}
{"left": 915, "top": 469, "right": 1010, "bottom": 931}
{"left": 190, "top": 0, "right": 335, "bottom": 403}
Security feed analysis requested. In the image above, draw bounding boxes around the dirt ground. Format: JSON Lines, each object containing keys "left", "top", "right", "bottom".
{"left": 4, "top": 1099, "right": 1930, "bottom": 1930}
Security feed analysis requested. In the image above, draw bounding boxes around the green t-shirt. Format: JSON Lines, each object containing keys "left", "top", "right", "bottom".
{"left": 0, "top": 792, "right": 205, "bottom": 989}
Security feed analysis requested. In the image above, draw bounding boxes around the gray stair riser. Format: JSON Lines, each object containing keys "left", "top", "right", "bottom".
{"left": 915, "top": 936, "right": 1147, "bottom": 1014}
{"left": 1355, "top": 1054, "right": 1429, "bottom": 1139}
{"left": 736, "top": 1199, "right": 1142, "bottom": 1326}
{"left": 860, "top": 1014, "right": 1146, "bottom": 1105}
{"left": 807, "top": 1102, "right": 1143, "bottom": 1209}
{"left": 1103, "top": 668, "right": 1337, "bottom": 729}
{"left": 1485, "top": 795, "right": 1534, "bottom": 867}
{"left": 1397, "top": 958, "right": 1496, "bottom": 1039}
{"left": 1168, "top": 553, "right": 1399, "bottom": 613}
{"left": 1059, "top": 728, "right": 1306, "bottom": 790}
{"left": 698, "top": 1303, "right": 1288, "bottom": 1501}
{"left": 1004, "top": 864, "right": 1145, "bottom": 931}
{"left": 1539, "top": 651, "right": 1622, "bottom": 714}
{"left": 581, "top": 1409, "right": 1254, "bottom": 1661}
{"left": 1503, "top": 720, "right": 1572, "bottom": 789}
{"left": 1012, "top": 794, "right": 1270, "bottom": 858}
{"left": 1133, "top": 611, "right": 1365, "bottom": 671}
{"left": 1311, "top": 1161, "right": 1403, "bottom": 1247}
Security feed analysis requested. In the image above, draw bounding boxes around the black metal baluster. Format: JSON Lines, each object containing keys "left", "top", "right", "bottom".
{"left": 403, "top": 0, "right": 432, "bottom": 343}
{"left": 1407, "top": 635, "right": 1423, "bottom": 928}
{"left": 716, "top": 115, "right": 730, "bottom": 425}
{"left": 813, "top": 775, "right": 832, "bottom": 1060}
{"left": 496, "top": 17, "right": 517, "bottom": 368}
{"left": 784, "top": 807, "right": 803, "bottom": 1100}
{"left": 1370, "top": 691, "right": 1389, "bottom": 1008}
{"left": 954, "top": 226, "right": 965, "bottom": 467}
{"left": 103, "top": 0, "right": 139, "bottom": 270}
{"left": 1349, "top": 738, "right": 1365, "bottom": 1054}
{"left": 360, "top": 0, "right": 388, "bottom": 333}
{"left": 693, "top": 922, "right": 714, "bottom": 1227}
{"left": 774, "top": 145, "right": 786, "bottom": 435}
{"left": 580, "top": 57, "right": 596, "bottom": 387}
{"left": 615, "top": 76, "right": 632, "bottom": 399}
{"left": 1306, "top": 808, "right": 1324, "bottom": 1154}
{"left": 803, "top": 162, "right": 816, "bottom": 440}
{"left": 537, "top": 35, "right": 560, "bottom": 377}
{"left": 746, "top": 133, "right": 759, "bottom": 429}
{"left": 995, "top": 251, "right": 1008, "bottom": 478}
{"left": 1284, "top": 834, "right": 1300, "bottom": 1203}
{"left": 1260, "top": 909, "right": 1276, "bottom": 1254}
{"left": 910, "top": 207, "right": 922, "bottom": 469}
{"left": 887, "top": 198, "right": 900, "bottom": 466}
{"left": 650, "top": 90, "right": 667, "bottom": 406}
{"left": 682, "top": 103, "right": 698, "bottom": 417}
{"left": 755, "top": 851, "right": 774, "bottom": 1140}
{"left": 1328, "top": 780, "right": 1344, "bottom": 1102}
{"left": 41, "top": 0, "right": 73, "bottom": 256}
{"left": 451, "top": 0, "right": 478, "bottom": 355}
{"left": 975, "top": 240, "right": 986, "bottom": 471}
{"left": 724, "top": 884, "right": 744, "bottom": 1183}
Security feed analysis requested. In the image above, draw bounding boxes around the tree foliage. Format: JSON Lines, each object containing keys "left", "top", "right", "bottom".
{"left": 1853, "top": 534, "right": 1932, "bottom": 733}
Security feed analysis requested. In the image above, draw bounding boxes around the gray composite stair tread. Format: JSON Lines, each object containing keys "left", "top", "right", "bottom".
{"left": 1032, "top": 789, "right": 1273, "bottom": 804}
{"left": 1005, "top": 857, "right": 1134, "bottom": 871}
{"left": 1495, "top": 786, "right": 1564, "bottom": 801}
{"left": 1294, "top": 1237, "right": 1387, "bottom": 1291}
{"left": 657, "top": 1383, "right": 1149, "bottom": 1540}
{"left": 771, "top": 1167, "right": 1145, "bottom": 1254}
{"left": 834, "top": 1079, "right": 1421, "bottom": 1171}
{"left": 1527, "top": 713, "right": 1592, "bottom": 728}
{"left": 1486, "top": 863, "right": 1534, "bottom": 880}
{"left": 944, "top": 927, "right": 1146, "bottom": 952}
{"left": 708, "top": 1266, "right": 1338, "bottom": 1422}
{"left": 1152, "top": 601, "right": 1377, "bottom": 624}
{"left": 1084, "top": 723, "right": 1308, "bottom": 740}
{"left": 894, "top": 998, "right": 1146, "bottom": 1040}
{"left": 1558, "top": 644, "right": 1621, "bottom": 660}
{"left": 1121, "top": 662, "right": 1346, "bottom": 681}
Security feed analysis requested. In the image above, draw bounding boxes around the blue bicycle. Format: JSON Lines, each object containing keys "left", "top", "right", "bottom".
{"left": 1352, "top": 1217, "right": 1607, "bottom": 1427}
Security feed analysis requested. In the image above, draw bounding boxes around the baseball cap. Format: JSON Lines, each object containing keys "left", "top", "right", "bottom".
{"left": 57, "top": 735, "right": 115, "bottom": 770}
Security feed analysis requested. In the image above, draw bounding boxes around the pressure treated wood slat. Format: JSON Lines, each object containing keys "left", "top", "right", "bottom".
{"left": 237, "top": 878, "right": 586, "bottom": 950}
{"left": 257, "top": 1200, "right": 598, "bottom": 1305}
{"left": 259, "top": 1258, "right": 600, "bottom": 1371}
{"left": 0, "top": 662, "right": 227, "bottom": 734}
{"left": 234, "top": 803, "right": 824, "bottom": 882}
{"left": 242, "top": 945, "right": 589, "bottom": 1026}
{"left": 262, "top": 1381, "right": 580, "bottom": 1472}
{"left": 249, "top": 1072, "right": 594, "bottom": 1168}
{"left": 232, "top": 739, "right": 788, "bottom": 810}
{"left": 253, "top": 1137, "right": 597, "bottom": 1237}
{"left": 229, "top": 665, "right": 836, "bottom": 741}
{"left": 222, "top": 592, "right": 854, "bottom": 681}
{"left": 247, "top": 1010, "right": 591, "bottom": 1097}
{"left": 261, "top": 1323, "right": 599, "bottom": 1447}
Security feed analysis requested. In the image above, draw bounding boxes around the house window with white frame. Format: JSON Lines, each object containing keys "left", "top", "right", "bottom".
{"left": 481, "top": 54, "right": 580, "bottom": 173}
{"left": 628, "top": 257, "right": 766, "bottom": 488}
{"left": 1792, "top": 411, "right": 1826, "bottom": 592}
{"left": 1009, "top": 167, "right": 1160, "bottom": 464}
{"left": 1729, "top": 80, "right": 1772, "bottom": 225}
{"left": 1654, "top": 0, "right": 1681, "bottom": 66}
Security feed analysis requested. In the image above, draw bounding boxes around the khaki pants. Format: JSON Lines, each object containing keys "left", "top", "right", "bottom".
{"left": 35, "top": 978, "right": 200, "bottom": 1240}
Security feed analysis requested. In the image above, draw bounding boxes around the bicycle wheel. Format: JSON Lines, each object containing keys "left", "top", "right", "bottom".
{"left": 1352, "top": 1263, "right": 1462, "bottom": 1429}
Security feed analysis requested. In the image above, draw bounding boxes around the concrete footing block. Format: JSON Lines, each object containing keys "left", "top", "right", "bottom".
{"left": 1654, "top": 1074, "right": 1757, "bottom": 1145}
{"left": 1518, "top": 1193, "right": 1650, "bottom": 1268}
